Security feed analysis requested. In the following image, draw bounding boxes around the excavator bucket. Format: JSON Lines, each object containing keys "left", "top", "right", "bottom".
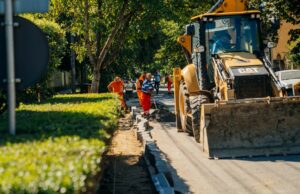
{"left": 200, "top": 97, "right": 300, "bottom": 159}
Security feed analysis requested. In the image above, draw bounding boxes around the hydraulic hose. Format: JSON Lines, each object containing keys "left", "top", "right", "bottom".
{"left": 207, "top": 0, "right": 224, "bottom": 13}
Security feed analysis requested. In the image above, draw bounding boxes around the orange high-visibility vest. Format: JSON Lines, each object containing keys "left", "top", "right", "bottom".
{"left": 136, "top": 75, "right": 145, "bottom": 90}
{"left": 107, "top": 81, "right": 124, "bottom": 93}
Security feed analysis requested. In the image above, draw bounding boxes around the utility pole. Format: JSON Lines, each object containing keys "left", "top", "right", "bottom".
{"left": 5, "top": 0, "right": 16, "bottom": 135}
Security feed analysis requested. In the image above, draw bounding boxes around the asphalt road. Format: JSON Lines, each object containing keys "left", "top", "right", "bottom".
{"left": 150, "top": 93, "right": 300, "bottom": 194}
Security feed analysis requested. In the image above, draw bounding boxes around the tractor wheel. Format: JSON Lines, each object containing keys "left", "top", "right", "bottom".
{"left": 190, "top": 96, "right": 200, "bottom": 142}
{"left": 189, "top": 95, "right": 209, "bottom": 142}
{"left": 190, "top": 61, "right": 210, "bottom": 142}
{"left": 178, "top": 81, "right": 193, "bottom": 134}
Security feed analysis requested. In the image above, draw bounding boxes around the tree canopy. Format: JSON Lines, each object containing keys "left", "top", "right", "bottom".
{"left": 24, "top": 0, "right": 300, "bottom": 93}
{"left": 249, "top": 0, "right": 300, "bottom": 67}
{"left": 38, "top": 0, "right": 215, "bottom": 92}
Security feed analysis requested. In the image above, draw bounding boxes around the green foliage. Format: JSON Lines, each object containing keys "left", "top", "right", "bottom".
{"left": 43, "top": 0, "right": 216, "bottom": 88}
{"left": 18, "top": 15, "right": 68, "bottom": 101}
{"left": 23, "top": 15, "right": 67, "bottom": 70}
{"left": 249, "top": 0, "right": 300, "bottom": 67}
{"left": 0, "top": 94, "right": 120, "bottom": 193}
{"left": 1, "top": 15, "right": 67, "bottom": 107}
{"left": 47, "top": 0, "right": 126, "bottom": 63}
{"left": 288, "top": 38, "right": 300, "bottom": 67}
{"left": 247, "top": 1, "right": 279, "bottom": 42}
{"left": 153, "top": 19, "right": 185, "bottom": 74}
{"left": 104, "top": 0, "right": 215, "bottom": 78}
{"left": 0, "top": 90, "right": 6, "bottom": 114}
{"left": 148, "top": 1, "right": 214, "bottom": 74}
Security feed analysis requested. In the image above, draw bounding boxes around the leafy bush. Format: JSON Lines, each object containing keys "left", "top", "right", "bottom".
{"left": 18, "top": 15, "right": 68, "bottom": 102}
{"left": 0, "top": 93, "right": 120, "bottom": 194}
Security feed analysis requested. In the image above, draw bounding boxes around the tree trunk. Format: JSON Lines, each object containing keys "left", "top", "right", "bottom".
{"left": 70, "top": 35, "right": 76, "bottom": 93}
{"left": 91, "top": 69, "right": 101, "bottom": 93}
{"left": 95, "top": 0, "right": 129, "bottom": 71}
{"left": 84, "top": 0, "right": 97, "bottom": 66}
{"left": 101, "top": 12, "right": 134, "bottom": 70}
{"left": 91, "top": 0, "right": 129, "bottom": 93}
{"left": 96, "top": 0, "right": 103, "bottom": 57}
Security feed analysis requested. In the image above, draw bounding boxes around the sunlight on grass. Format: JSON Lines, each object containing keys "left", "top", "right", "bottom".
{"left": 0, "top": 93, "right": 120, "bottom": 194}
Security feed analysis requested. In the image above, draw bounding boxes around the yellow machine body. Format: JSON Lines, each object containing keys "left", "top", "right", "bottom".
{"left": 211, "top": 0, "right": 246, "bottom": 13}
{"left": 173, "top": 0, "right": 300, "bottom": 158}
{"left": 181, "top": 64, "right": 200, "bottom": 94}
{"left": 218, "top": 52, "right": 263, "bottom": 70}
{"left": 177, "top": 35, "right": 192, "bottom": 55}
{"left": 200, "top": 97, "right": 300, "bottom": 158}
{"left": 294, "top": 82, "right": 300, "bottom": 96}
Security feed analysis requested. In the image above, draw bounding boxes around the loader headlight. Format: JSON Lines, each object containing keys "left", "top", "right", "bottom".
{"left": 203, "top": 17, "right": 208, "bottom": 21}
{"left": 256, "top": 14, "right": 260, "bottom": 18}
{"left": 251, "top": 14, "right": 256, "bottom": 19}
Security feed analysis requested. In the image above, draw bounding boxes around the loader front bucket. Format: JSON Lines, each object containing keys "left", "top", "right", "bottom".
{"left": 200, "top": 97, "right": 300, "bottom": 159}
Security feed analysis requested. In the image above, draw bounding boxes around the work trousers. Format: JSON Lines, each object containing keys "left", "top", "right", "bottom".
{"left": 137, "top": 90, "right": 143, "bottom": 106}
{"left": 154, "top": 81, "right": 160, "bottom": 94}
{"left": 167, "top": 82, "right": 172, "bottom": 93}
{"left": 141, "top": 92, "right": 151, "bottom": 114}
{"left": 117, "top": 92, "right": 126, "bottom": 109}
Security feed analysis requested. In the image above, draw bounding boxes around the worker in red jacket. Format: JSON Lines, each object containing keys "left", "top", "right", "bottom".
{"left": 141, "top": 73, "right": 154, "bottom": 117}
{"left": 107, "top": 76, "right": 126, "bottom": 109}
{"left": 166, "top": 74, "right": 173, "bottom": 94}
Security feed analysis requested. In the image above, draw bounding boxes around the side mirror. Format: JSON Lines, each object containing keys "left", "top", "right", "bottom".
{"left": 267, "top": 42, "right": 277, "bottom": 48}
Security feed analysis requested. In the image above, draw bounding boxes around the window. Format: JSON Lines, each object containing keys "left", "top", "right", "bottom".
{"left": 205, "top": 16, "right": 260, "bottom": 55}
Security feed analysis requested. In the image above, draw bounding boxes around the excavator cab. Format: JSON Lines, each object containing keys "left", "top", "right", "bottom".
{"left": 205, "top": 14, "right": 261, "bottom": 56}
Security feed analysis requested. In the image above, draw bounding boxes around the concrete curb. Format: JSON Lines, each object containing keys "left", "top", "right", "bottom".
{"left": 131, "top": 106, "right": 177, "bottom": 194}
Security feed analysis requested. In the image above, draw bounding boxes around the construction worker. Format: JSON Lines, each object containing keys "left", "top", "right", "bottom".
{"left": 124, "top": 79, "right": 134, "bottom": 100}
{"left": 212, "top": 31, "right": 232, "bottom": 54}
{"left": 154, "top": 70, "right": 161, "bottom": 95}
{"left": 166, "top": 74, "right": 173, "bottom": 94}
{"left": 141, "top": 73, "right": 154, "bottom": 117}
{"left": 136, "top": 72, "right": 146, "bottom": 106}
{"left": 107, "top": 76, "right": 126, "bottom": 109}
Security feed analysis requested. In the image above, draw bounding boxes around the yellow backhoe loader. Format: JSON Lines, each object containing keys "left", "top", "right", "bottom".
{"left": 174, "top": 0, "right": 300, "bottom": 158}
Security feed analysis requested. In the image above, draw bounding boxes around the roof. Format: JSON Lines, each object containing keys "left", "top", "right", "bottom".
{"left": 191, "top": 10, "right": 260, "bottom": 21}
{"left": 276, "top": 69, "right": 300, "bottom": 74}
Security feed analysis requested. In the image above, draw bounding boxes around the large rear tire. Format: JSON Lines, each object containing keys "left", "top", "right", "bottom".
{"left": 189, "top": 61, "right": 210, "bottom": 142}
{"left": 190, "top": 96, "right": 200, "bottom": 142}
{"left": 178, "top": 81, "right": 193, "bottom": 134}
{"left": 190, "top": 95, "right": 210, "bottom": 142}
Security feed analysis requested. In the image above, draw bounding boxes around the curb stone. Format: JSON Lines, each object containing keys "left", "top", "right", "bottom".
{"left": 131, "top": 106, "right": 179, "bottom": 194}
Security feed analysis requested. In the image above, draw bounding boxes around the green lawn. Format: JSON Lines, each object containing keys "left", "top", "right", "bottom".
{"left": 0, "top": 94, "right": 120, "bottom": 194}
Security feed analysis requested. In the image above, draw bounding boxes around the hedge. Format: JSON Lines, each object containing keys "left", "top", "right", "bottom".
{"left": 0, "top": 93, "right": 120, "bottom": 194}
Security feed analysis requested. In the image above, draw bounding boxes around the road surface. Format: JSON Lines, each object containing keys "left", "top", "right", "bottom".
{"left": 150, "top": 93, "right": 300, "bottom": 194}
